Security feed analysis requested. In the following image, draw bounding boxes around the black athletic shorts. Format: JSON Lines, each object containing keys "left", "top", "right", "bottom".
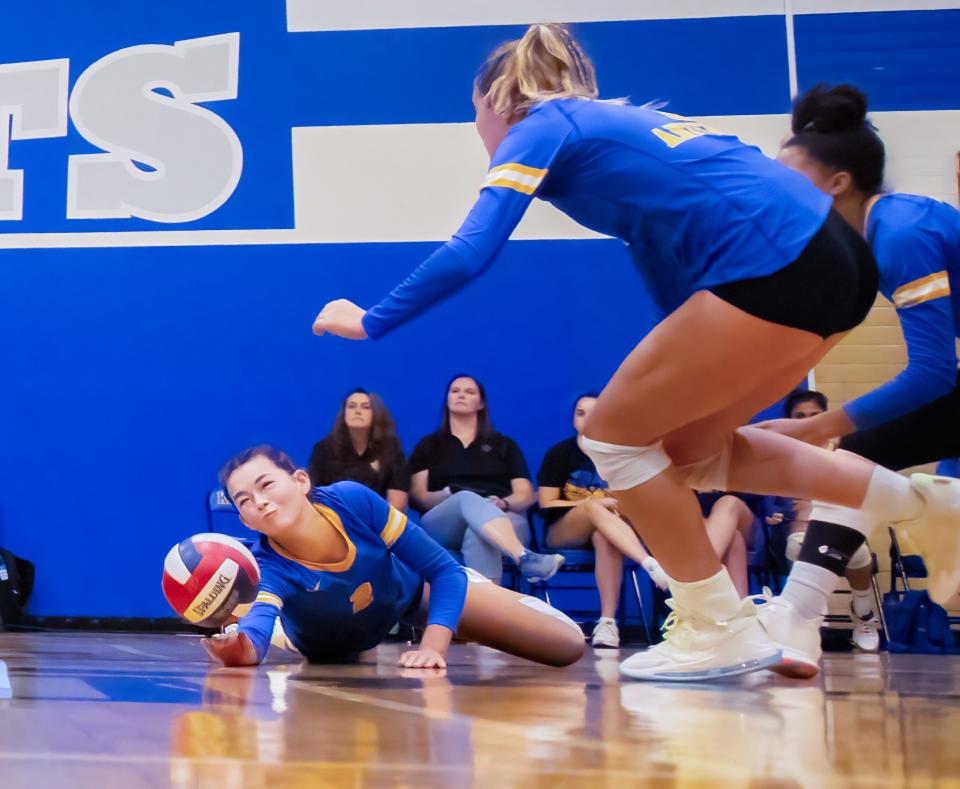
{"left": 709, "top": 210, "right": 879, "bottom": 338}
{"left": 840, "top": 372, "right": 960, "bottom": 470}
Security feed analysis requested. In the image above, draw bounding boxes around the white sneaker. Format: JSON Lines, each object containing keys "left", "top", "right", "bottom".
{"left": 754, "top": 593, "right": 822, "bottom": 679}
{"left": 850, "top": 604, "right": 881, "bottom": 653}
{"left": 618, "top": 597, "right": 781, "bottom": 682}
{"left": 591, "top": 617, "right": 620, "bottom": 649}
{"left": 898, "top": 474, "right": 960, "bottom": 604}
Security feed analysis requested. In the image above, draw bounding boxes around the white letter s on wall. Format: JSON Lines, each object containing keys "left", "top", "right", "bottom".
{"left": 67, "top": 32, "right": 242, "bottom": 223}
{"left": 0, "top": 59, "right": 69, "bottom": 221}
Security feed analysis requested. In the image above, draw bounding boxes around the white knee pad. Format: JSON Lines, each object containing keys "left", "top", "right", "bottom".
{"left": 675, "top": 435, "right": 733, "bottom": 492}
{"left": 846, "top": 543, "right": 873, "bottom": 571}
{"left": 809, "top": 502, "right": 873, "bottom": 536}
{"left": 578, "top": 436, "right": 671, "bottom": 490}
{"left": 518, "top": 595, "right": 583, "bottom": 634}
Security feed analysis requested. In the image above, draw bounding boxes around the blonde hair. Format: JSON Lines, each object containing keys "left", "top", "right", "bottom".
{"left": 476, "top": 24, "right": 598, "bottom": 121}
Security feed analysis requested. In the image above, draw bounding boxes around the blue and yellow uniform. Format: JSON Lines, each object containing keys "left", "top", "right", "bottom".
{"left": 843, "top": 194, "right": 960, "bottom": 429}
{"left": 238, "top": 481, "right": 468, "bottom": 662}
{"left": 362, "top": 98, "right": 831, "bottom": 338}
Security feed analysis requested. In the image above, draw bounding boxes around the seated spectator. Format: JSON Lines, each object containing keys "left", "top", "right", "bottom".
{"left": 538, "top": 393, "right": 669, "bottom": 650}
{"left": 696, "top": 492, "right": 776, "bottom": 597}
{"left": 784, "top": 389, "right": 880, "bottom": 652}
{"left": 308, "top": 388, "right": 409, "bottom": 511}
{"left": 409, "top": 375, "right": 563, "bottom": 585}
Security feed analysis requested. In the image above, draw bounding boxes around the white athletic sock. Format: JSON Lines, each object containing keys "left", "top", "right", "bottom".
{"left": 781, "top": 562, "right": 837, "bottom": 620}
{"left": 851, "top": 587, "right": 875, "bottom": 619}
{"left": 668, "top": 568, "right": 741, "bottom": 622}
{"left": 859, "top": 466, "right": 925, "bottom": 524}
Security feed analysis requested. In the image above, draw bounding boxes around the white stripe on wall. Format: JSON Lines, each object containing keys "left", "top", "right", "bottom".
{"left": 290, "top": 114, "right": 793, "bottom": 244}
{"left": 0, "top": 110, "right": 955, "bottom": 249}
{"left": 784, "top": 0, "right": 799, "bottom": 98}
{"left": 793, "top": 1, "right": 960, "bottom": 13}
{"left": 286, "top": 0, "right": 787, "bottom": 32}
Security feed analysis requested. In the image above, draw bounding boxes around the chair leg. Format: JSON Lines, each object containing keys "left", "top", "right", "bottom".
{"left": 871, "top": 573, "right": 888, "bottom": 639}
{"left": 629, "top": 568, "right": 652, "bottom": 645}
{"left": 541, "top": 584, "right": 552, "bottom": 607}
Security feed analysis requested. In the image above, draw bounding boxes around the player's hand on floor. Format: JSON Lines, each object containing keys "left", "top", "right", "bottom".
{"left": 201, "top": 630, "right": 259, "bottom": 667}
{"left": 398, "top": 647, "right": 447, "bottom": 669}
{"left": 312, "top": 299, "right": 369, "bottom": 339}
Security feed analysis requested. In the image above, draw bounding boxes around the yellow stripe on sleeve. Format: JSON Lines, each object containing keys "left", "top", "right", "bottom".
{"left": 255, "top": 591, "right": 283, "bottom": 610}
{"left": 380, "top": 506, "right": 408, "bottom": 547}
{"left": 489, "top": 163, "right": 548, "bottom": 178}
{"left": 481, "top": 162, "right": 547, "bottom": 195}
{"left": 893, "top": 271, "right": 951, "bottom": 308}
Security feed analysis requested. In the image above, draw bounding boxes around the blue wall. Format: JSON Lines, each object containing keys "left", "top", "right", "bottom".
{"left": 1, "top": 3, "right": 958, "bottom": 617}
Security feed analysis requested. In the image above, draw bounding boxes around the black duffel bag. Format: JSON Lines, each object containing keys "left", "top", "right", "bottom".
{"left": 0, "top": 548, "right": 35, "bottom": 627}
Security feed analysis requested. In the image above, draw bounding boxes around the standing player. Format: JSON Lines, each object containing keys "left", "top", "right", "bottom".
{"left": 311, "top": 24, "right": 960, "bottom": 680}
{"left": 751, "top": 85, "right": 960, "bottom": 673}
{"left": 203, "top": 445, "right": 585, "bottom": 669}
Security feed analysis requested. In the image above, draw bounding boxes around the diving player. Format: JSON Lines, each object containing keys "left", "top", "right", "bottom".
{"left": 202, "top": 445, "right": 585, "bottom": 669}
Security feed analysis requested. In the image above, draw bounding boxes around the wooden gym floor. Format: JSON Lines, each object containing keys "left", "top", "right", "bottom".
{"left": 0, "top": 631, "right": 958, "bottom": 787}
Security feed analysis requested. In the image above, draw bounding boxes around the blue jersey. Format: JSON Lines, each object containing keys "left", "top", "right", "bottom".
{"left": 362, "top": 98, "right": 831, "bottom": 338}
{"left": 238, "top": 481, "right": 468, "bottom": 661}
{"left": 844, "top": 194, "right": 960, "bottom": 430}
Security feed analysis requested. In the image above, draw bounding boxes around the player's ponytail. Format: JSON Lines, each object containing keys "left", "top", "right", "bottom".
{"left": 476, "top": 24, "right": 598, "bottom": 121}
{"left": 784, "top": 84, "right": 885, "bottom": 196}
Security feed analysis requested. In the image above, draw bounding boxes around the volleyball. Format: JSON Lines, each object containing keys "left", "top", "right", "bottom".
{"left": 162, "top": 533, "right": 260, "bottom": 627}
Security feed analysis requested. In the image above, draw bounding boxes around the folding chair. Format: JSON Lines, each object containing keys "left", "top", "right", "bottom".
{"left": 205, "top": 486, "right": 248, "bottom": 540}
{"left": 524, "top": 507, "right": 653, "bottom": 643}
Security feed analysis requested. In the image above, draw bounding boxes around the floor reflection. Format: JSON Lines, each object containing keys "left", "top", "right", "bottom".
{"left": 1, "top": 633, "right": 960, "bottom": 786}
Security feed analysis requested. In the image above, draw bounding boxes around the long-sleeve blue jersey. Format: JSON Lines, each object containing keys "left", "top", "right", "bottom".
{"left": 844, "top": 194, "right": 960, "bottom": 430}
{"left": 362, "top": 98, "right": 831, "bottom": 338}
{"left": 238, "top": 481, "right": 468, "bottom": 662}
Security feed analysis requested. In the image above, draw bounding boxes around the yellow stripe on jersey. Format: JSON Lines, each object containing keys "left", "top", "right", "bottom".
{"left": 893, "top": 271, "right": 951, "bottom": 308}
{"left": 255, "top": 591, "right": 283, "bottom": 609}
{"left": 231, "top": 602, "right": 253, "bottom": 618}
{"left": 482, "top": 163, "right": 547, "bottom": 195}
{"left": 380, "top": 506, "right": 408, "bottom": 547}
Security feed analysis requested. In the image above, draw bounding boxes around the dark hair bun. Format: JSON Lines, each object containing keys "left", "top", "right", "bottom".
{"left": 791, "top": 84, "right": 868, "bottom": 135}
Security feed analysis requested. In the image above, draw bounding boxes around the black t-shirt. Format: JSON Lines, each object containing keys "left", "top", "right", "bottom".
{"left": 307, "top": 437, "right": 410, "bottom": 498}
{"left": 537, "top": 436, "right": 608, "bottom": 526}
{"left": 408, "top": 431, "right": 530, "bottom": 504}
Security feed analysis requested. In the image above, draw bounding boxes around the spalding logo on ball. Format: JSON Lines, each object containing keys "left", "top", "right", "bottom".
{"left": 162, "top": 533, "right": 260, "bottom": 627}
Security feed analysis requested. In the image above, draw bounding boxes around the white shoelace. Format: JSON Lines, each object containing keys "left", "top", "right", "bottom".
{"left": 658, "top": 599, "right": 713, "bottom": 650}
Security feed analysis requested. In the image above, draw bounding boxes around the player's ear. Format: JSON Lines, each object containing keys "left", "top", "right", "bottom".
{"left": 292, "top": 468, "right": 312, "bottom": 493}
{"left": 827, "top": 170, "right": 854, "bottom": 197}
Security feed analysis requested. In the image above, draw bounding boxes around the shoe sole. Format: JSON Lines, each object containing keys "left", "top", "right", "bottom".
{"left": 767, "top": 648, "right": 820, "bottom": 680}
{"left": 620, "top": 649, "right": 782, "bottom": 682}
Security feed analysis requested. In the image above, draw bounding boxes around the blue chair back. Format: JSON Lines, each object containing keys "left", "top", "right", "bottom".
{"left": 205, "top": 486, "right": 248, "bottom": 540}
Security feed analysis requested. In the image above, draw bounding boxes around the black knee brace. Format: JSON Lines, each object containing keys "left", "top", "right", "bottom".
{"left": 796, "top": 520, "right": 867, "bottom": 576}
